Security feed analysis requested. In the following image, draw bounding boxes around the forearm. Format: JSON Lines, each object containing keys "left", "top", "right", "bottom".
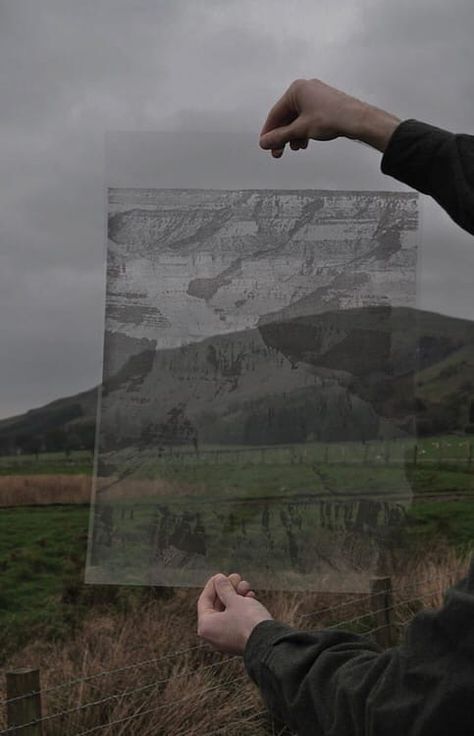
{"left": 244, "top": 561, "right": 474, "bottom": 736}
{"left": 349, "top": 106, "right": 474, "bottom": 234}
{"left": 381, "top": 119, "right": 474, "bottom": 234}
{"left": 244, "top": 620, "right": 383, "bottom": 736}
{"left": 260, "top": 78, "right": 474, "bottom": 235}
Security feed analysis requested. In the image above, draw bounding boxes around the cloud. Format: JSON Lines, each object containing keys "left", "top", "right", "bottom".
{"left": 1, "top": 0, "right": 473, "bottom": 417}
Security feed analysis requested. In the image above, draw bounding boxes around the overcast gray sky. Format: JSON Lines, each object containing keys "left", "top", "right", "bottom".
{"left": 1, "top": 0, "right": 473, "bottom": 419}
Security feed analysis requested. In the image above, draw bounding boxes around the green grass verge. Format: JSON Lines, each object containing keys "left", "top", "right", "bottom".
{"left": 0, "top": 436, "right": 473, "bottom": 655}
{"left": 0, "top": 506, "right": 89, "bottom": 653}
{"left": 405, "top": 501, "right": 474, "bottom": 549}
{"left": 1, "top": 498, "right": 473, "bottom": 656}
{"left": 0, "top": 450, "right": 93, "bottom": 476}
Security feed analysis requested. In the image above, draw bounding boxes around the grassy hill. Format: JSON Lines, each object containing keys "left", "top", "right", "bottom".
{"left": 0, "top": 307, "right": 473, "bottom": 457}
{"left": 0, "top": 387, "right": 98, "bottom": 456}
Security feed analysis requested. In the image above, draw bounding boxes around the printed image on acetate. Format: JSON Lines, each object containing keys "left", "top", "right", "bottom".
{"left": 87, "top": 184, "right": 419, "bottom": 591}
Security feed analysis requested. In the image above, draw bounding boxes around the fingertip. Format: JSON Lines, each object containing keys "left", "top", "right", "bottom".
{"left": 237, "top": 579, "right": 251, "bottom": 596}
{"left": 228, "top": 572, "right": 242, "bottom": 590}
{"left": 290, "top": 138, "right": 308, "bottom": 151}
{"left": 215, "top": 573, "right": 235, "bottom": 592}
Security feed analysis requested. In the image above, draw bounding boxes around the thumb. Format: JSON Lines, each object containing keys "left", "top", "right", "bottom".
{"left": 260, "top": 120, "right": 304, "bottom": 150}
{"left": 214, "top": 574, "right": 237, "bottom": 607}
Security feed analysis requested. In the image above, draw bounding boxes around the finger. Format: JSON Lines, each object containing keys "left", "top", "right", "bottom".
{"left": 246, "top": 590, "right": 257, "bottom": 599}
{"left": 260, "top": 88, "right": 295, "bottom": 138}
{"left": 197, "top": 576, "right": 218, "bottom": 618}
{"left": 215, "top": 572, "right": 241, "bottom": 611}
{"left": 214, "top": 574, "right": 237, "bottom": 607}
{"left": 228, "top": 573, "right": 242, "bottom": 589}
{"left": 260, "top": 122, "right": 299, "bottom": 151}
{"left": 237, "top": 579, "right": 251, "bottom": 596}
{"left": 272, "top": 147, "right": 284, "bottom": 158}
{"left": 290, "top": 138, "right": 307, "bottom": 151}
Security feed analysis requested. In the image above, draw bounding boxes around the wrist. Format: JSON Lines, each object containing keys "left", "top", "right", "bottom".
{"left": 349, "top": 102, "right": 401, "bottom": 152}
{"left": 241, "top": 614, "right": 273, "bottom": 652}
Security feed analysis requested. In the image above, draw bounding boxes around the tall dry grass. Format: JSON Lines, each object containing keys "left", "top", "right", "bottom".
{"left": 1, "top": 590, "right": 276, "bottom": 735}
{"left": 1, "top": 548, "right": 470, "bottom": 735}
{"left": 0, "top": 475, "right": 91, "bottom": 507}
{"left": 0, "top": 474, "right": 193, "bottom": 507}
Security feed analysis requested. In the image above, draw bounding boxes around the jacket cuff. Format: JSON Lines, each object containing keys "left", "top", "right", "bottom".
{"left": 243, "top": 620, "right": 294, "bottom": 682}
{"left": 380, "top": 118, "right": 454, "bottom": 187}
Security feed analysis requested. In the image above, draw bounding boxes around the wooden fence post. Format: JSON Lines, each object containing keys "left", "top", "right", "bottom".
{"left": 370, "top": 577, "right": 396, "bottom": 649}
{"left": 6, "top": 668, "right": 43, "bottom": 736}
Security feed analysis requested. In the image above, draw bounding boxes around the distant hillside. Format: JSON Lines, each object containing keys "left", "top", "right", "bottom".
{"left": 1, "top": 307, "right": 472, "bottom": 457}
{"left": 260, "top": 306, "right": 474, "bottom": 438}
{"left": 97, "top": 306, "right": 474, "bottom": 450}
{"left": 0, "top": 387, "right": 98, "bottom": 455}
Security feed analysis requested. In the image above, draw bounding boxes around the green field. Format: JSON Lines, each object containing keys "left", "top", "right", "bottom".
{"left": 115, "top": 457, "right": 474, "bottom": 499}
{"left": 0, "top": 504, "right": 170, "bottom": 658}
{"left": 1, "top": 496, "right": 473, "bottom": 652}
{"left": 1, "top": 439, "right": 473, "bottom": 655}
{"left": 1, "top": 434, "right": 473, "bottom": 477}
{"left": 0, "top": 449, "right": 93, "bottom": 476}
{"left": 0, "top": 506, "right": 89, "bottom": 654}
{"left": 404, "top": 500, "right": 474, "bottom": 548}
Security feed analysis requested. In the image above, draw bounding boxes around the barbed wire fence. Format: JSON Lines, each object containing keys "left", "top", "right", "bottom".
{"left": 0, "top": 571, "right": 454, "bottom": 736}
{"left": 114, "top": 439, "right": 474, "bottom": 469}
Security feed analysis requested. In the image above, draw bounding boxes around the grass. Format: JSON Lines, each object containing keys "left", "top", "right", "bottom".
{"left": 0, "top": 447, "right": 471, "bottom": 650}
{"left": 128, "top": 458, "right": 474, "bottom": 498}
{"left": 0, "top": 506, "right": 89, "bottom": 654}
{"left": 0, "top": 442, "right": 473, "bottom": 733}
{"left": 404, "top": 501, "right": 474, "bottom": 549}
{"left": 0, "top": 475, "right": 92, "bottom": 507}
{"left": 0, "top": 495, "right": 472, "bottom": 657}
{"left": 0, "top": 450, "right": 93, "bottom": 477}
{"left": 104, "top": 434, "right": 474, "bottom": 468}
{"left": 0, "top": 545, "right": 470, "bottom": 735}
{"left": 1, "top": 434, "right": 472, "bottom": 478}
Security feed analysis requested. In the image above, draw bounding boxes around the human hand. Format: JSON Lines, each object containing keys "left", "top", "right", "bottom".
{"left": 259, "top": 78, "right": 400, "bottom": 157}
{"left": 212, "top": 572, "right": 256, "bottom": 610}
{"left": 197, "top": 573, "right": 273, "bottom": 655}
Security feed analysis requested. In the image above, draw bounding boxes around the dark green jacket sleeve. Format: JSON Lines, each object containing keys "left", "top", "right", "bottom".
{"left": 244, "top": 558, "right": 474, "bottom": 736}
{"left": 381, "top": 119, "right": 474, "bottom": 235}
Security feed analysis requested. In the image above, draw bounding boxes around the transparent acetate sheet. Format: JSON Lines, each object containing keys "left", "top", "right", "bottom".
{"left": 86, "top": 132, "right": 420, "bottom": 591}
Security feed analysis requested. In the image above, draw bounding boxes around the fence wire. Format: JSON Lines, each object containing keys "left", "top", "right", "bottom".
{"left": 0, "top": 672, "right": 249, "bottom": 735}
{"left": 300, "top": 570, "right": 452, "bottom": 622}
{"left": 69, "top": 673, "right": 249, "bottom": 736}
{"left": 0, "top": 576, "right": 458, "bottom": 736}
{"left": 0, "top": 643, "right": 208, "bottom": 708}
{"left": 323, "top": 587, "right": 444, "bottom": 631}
{"left": 173, "top": 708, "right": 270, "bottom": 736}
{"left": 1, "top": 570, "right": 453, "bottom": 710}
